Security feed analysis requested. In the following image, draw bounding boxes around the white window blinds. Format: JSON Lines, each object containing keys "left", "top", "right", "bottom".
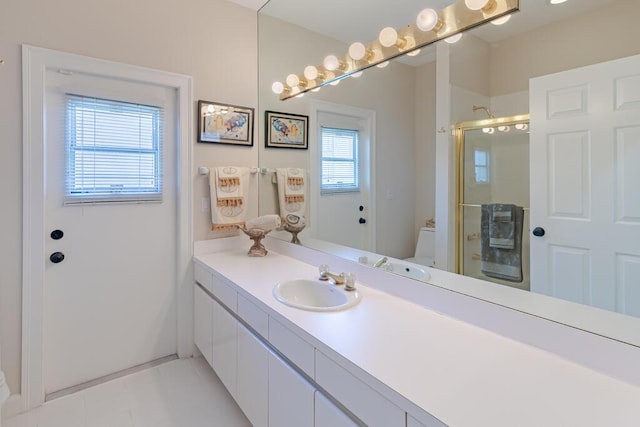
{"left": 320, "top": 126, "right": 359, "bottom": 194}
{"left": 65, "top": 95, "right": 163, "bottom": 203}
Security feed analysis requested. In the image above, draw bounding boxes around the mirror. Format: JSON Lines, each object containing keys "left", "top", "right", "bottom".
{"left": 257, "top": 0, "right": 640, "bottom": 346}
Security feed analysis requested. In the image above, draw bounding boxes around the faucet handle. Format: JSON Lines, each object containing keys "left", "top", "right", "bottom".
{"left": 344, "top": 272, "right": 356, "bottom": 291}
{"left": 318, "top": 264, "right": 330, "bottom": 280}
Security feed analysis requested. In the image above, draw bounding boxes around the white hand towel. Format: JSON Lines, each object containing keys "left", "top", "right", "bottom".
{"left": 209, "top": 166, "right": 250, "bottom": 231}
{"left": 215, "top": 166, "right": 243, "bottom": 199}
{"left": 283, "top": 168, "right": 306, "bottom": 197}
{"left": 245, "top": 214, "right": 282, "bottom": 231}
{"left": 276, "top": 168, "right": 307, "bottom": 219}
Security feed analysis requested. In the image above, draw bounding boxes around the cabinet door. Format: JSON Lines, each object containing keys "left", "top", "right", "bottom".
{"left": 212, "top": 298, "right": 237, "bottom": 399}
{"left": 269, "top": 351, "right": 315, "bottom": 427}
{"left": 315, "top": 350, "right": 404, "bottom": 427}
{"left": 407, "top": 415, "right": 428, "bottom": 427}
{"left": 315, "top": 391, "right": 358, "bottom": 427}
{"left": 237, "top": 323, "right": 269, "bottom": 427}
{"left": 194, "top": 285, "right": 213, "bottom": 366}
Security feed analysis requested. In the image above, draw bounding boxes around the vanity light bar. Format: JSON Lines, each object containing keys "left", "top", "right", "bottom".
{"left": 276, "top": 0, "right": 519, "bottom": 100}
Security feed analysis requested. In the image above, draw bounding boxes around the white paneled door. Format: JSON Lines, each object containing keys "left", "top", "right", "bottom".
{"left": 42, "top": 70, "right": 178, "bottom": 394}
{"left": 530, "top": 54, "right": 640, "bottom": 316}
{"left": 313, "top": 107, "right": 374, "bottom": 252}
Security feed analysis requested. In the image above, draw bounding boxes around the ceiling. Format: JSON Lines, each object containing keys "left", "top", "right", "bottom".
{"left": 231, "top": 0, "right": 618, "bottom": 46}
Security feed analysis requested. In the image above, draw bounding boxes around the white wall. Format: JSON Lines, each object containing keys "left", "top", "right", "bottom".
{"left": 0, "top": 0, "right": 257, "bottom": 398}
{"left": 490, "top": 0, "right": 640, "bottom": 97}
{"left": 413, "top": 62, "right": 437, "bottom": 237}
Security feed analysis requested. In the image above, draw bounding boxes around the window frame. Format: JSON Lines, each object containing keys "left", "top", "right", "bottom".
{"left": 319, "top": 126, "right": 360, "bottom": 194}
{"left": 64, "top": 94, "right": 164, "bottom": 204}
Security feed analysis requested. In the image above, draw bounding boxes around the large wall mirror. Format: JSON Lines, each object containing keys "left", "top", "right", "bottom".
{"left": 257, "top": 0, "right": 640, "bottom": 347}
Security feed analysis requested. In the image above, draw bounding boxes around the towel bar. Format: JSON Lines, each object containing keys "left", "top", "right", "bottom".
{"left": 198, "top": 166, "right": 270, "bottom": 176}
{"left": 460, "top": 203, "right": 529, "bottom": 211}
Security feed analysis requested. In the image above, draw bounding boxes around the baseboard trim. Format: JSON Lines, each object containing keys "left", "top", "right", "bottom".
{"left": 45, "top": 354, "right": 178, "bottom": 402}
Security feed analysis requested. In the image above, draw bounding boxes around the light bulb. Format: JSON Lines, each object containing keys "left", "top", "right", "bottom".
{"left": 304, "top": 65, "right": 319, "bottom": 81}
{"left": 491, "top": 14, "right": 511, "bottom": 25}
{"left": 407, "top": 49, "right": 421, "bottom": 57}
{"left": 548, "top": 0, "right": 568, "bottom": 4}
{"left": 351, "top": 71, "right": 363, "bottom": 78}
{"left": 295, "top": 93, "right": 304, "bottom": 99}
{"left": 329, "top": 79, "right": 341, "bottom": 86}
{"left": 498, "top": 125, "right": 510, "bottom": 132}
{"left": 323, "top": 55, "right": 340, "bottom": 71}
{"left": 286, "top": 74, "right": 300, "bottom": 87}
{"left": 482, "top": 127, "right": 495, "bottom": 134}
{"left": 416, "top": 8, "right": 439, "bottom": 32}
{"left": 444, "top": 33, "right": 463, "bottom": 44}
{"left": 348, "top": 42, "right": 367, "bottom": 60}
{"left": 515, "top": 123, "right": 528, "bottom": 131}
{"left": 311, "top": 87, "right": 321, "bottom": 93}
{"left": 271, "top": 81, "right": 284, "bottom": 95}
{"left": 465, "top": 0, "right": 490, "bottom": 10}
{"left": 206, "top": 105, "right": 215, "bottom": 113}
{"left": 376, "top": 61, "right": 390, "bottom": 68}
{"left": 379, "top": 27, "right": 398, "bottom": 48}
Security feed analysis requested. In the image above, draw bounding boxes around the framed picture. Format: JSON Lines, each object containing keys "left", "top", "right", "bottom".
{"left": 265, "top": 111, "right": 308, "bottom": 149}
{"left": 198, "top": 100, "right": 254, "bottom": 146}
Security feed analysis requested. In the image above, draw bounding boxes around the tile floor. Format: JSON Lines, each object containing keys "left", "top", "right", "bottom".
{"left": 5, "top": 357, "right": 251, "bottom": 427}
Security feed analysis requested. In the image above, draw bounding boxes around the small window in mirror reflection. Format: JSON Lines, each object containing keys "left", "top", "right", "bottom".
{"left": 320, "top": 127, "right": 359, "bottom": 194}
{"left": 474, "top": 149, "right": 490, "bottom": 184}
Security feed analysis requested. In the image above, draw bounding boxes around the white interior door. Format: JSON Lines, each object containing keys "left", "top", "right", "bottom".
{"left": 314, "top": 110, "right": 373, "bottom": 251}
{"left": 530, "top": 54, "right": 640, "bottom": 316}
{"left": 43, "top": 69, "right": 178, "bottom": 394}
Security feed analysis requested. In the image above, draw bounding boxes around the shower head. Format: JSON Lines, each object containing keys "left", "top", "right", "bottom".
{"left": 472, "top": 105, "right": 495, "bottom": 118}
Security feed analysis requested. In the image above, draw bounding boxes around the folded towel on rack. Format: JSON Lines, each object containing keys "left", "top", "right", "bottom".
{"left": 209, "top": 166, "right": 250, "bottom": 231}
{"left": 480, "top": 203, "right": 524, "bottom": 283}
{"left": 215, "top": 166, "right": 243, "bottom": 199}
{"left": 276, "top": 168, "right": 307, "bottom": 219}
{"left": 489, "top": 204, "right": 515, "bottom": 249}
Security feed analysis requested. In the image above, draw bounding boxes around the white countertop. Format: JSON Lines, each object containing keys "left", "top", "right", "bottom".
{"left": 194, "top": 241, "right": 640, "bottom": 427}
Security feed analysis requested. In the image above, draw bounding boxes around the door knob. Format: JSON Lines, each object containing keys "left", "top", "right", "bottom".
{"left": 50, "top": 252, "right": 65, "bottom": 264}
{"left": 50, "top": 229, "right": 64, "bottom": 240}
{"left": 359, "top": 218, "right": 366, "bottom": 224}
{"left": 532, "top": 227, "right": 545, "bottom": 237}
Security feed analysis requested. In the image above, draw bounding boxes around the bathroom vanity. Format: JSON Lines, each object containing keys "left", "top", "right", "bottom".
{"left": 193, "top": 237, "right": 640, "bottom": 427}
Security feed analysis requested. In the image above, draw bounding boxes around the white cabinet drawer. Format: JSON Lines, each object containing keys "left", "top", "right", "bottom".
{"left": 237, "top": 323, "right": 269, "bottom": 427}
{"left": 212, "top": 272, "right": 237, "bottom": 312}
{"left": 238, "top": 293, "right": 268, "bottom": 338}
{"left": 269, "top": 351, "right": 315, "bottom": 427}
{"left": 194, "top": 284, "right": 213, "bottom": 366}
{"left": 212, "top": 298, "right": 237, "bottom": 399}
{"left": 315, "top": 391, "right": 358, "bottom": 427}
{"left": 194, "top": 262, "right": 213, "bottom": 293}
{"left": 268, "top": 317, "right": 314, "bottom": 378}
{"left": 315, "top": 350, "right": 405, "bottom": 427}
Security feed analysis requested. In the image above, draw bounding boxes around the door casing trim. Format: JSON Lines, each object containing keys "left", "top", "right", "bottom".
{"left": 20, "top": 45, "right": 193, "bottom": 412}
{"left": 308, "top": 100, "right": 376, "bottom": 252}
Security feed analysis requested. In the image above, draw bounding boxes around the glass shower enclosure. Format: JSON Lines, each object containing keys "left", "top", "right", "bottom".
{"left": 455, "top": 114, "right": 531, "bottom": 290}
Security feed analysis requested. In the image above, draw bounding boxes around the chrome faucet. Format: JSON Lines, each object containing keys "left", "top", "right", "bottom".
{"left": 318, "top": 264, "right": 345, "bottom": 284}
{"left": 373, "top": 256, "right": 388, "bottom": 268}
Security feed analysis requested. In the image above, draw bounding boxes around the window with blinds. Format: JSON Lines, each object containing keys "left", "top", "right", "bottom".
{"left": 65, "top": 95, "right": 163, "bottom": 204}
{"left": 320, "top": 126, "right": 359, "bottom": 194}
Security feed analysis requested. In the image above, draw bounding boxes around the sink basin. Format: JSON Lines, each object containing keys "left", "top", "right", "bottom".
{"left": 386, "top": 262, "right": 430, "bottom": 281}
{"left": 273, "top": 279, "right": 361, "bottom": 311}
